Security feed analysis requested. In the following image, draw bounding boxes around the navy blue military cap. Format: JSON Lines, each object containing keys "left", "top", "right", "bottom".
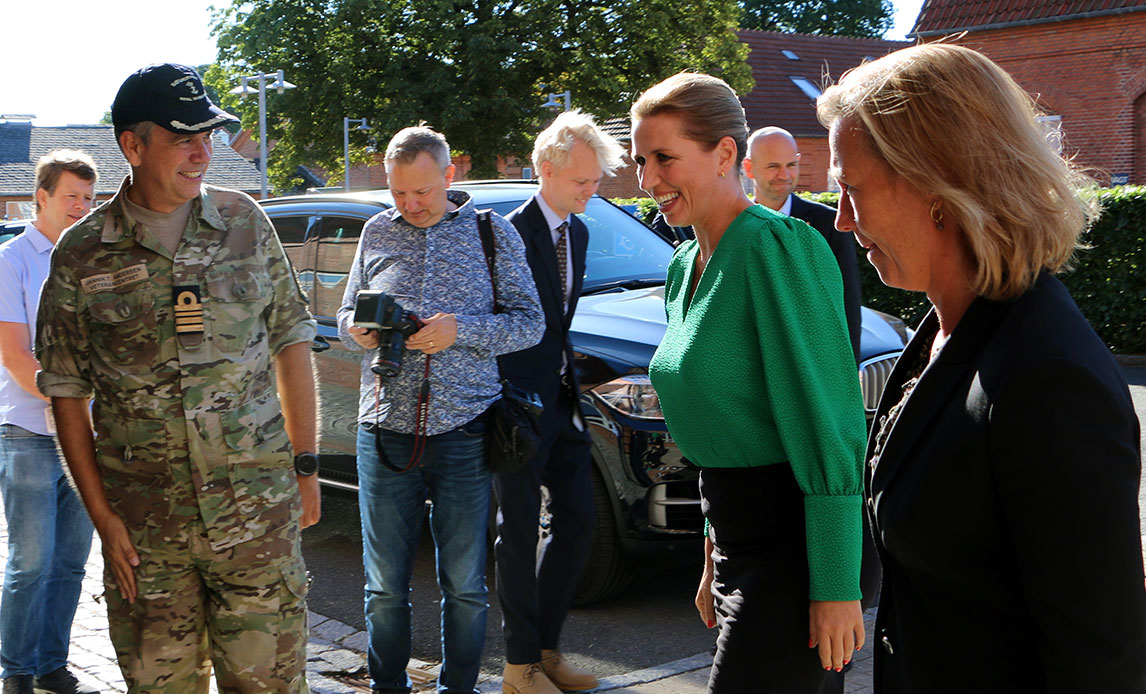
{"left": 112, "top": 63, "right": 241, "bottom": 134}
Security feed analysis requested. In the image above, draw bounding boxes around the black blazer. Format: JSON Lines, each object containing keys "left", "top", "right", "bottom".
{"left": 788, "top": 194, "right": 863, "bottom": 364}
{"left": 498, "top": 198, "right": 587, "bottom": 422}
{"left": 866, "top": 272, "right": 1146, "bottom": 693}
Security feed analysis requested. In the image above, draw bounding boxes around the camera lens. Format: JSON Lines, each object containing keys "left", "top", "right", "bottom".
{"left": 370, "top": 329, "right": 406, "bottom": 378}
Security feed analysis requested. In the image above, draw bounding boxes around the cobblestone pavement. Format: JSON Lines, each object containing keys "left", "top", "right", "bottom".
{"left": 0, "top": 503, "right": 377, "bottom": 694}
{"left": 0, "top": 494, "right": 522, "bottom": 694}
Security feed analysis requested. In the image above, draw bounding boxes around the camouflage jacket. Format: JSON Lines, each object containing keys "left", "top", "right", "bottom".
{"left": 36, "top": 177, "right": 316, "bottom": 551}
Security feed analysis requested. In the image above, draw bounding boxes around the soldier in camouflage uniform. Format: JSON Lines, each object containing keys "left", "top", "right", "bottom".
{"left": 34, "top": 63, "right": 321, "bottom": 694}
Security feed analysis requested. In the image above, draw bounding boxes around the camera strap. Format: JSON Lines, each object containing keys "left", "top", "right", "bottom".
{"left": 374, "top": 355, "right": 433, "bottom": 473}
{"left": 476, "top": 210, "right": 499, "bottom": 309}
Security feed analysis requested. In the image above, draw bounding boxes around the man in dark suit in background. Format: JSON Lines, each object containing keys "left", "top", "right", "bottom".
{"left": 496, "top": 112, "right": 625, "bottom": 694}
{"left": 744, "top": 127, "right": 863, "bottom": 364}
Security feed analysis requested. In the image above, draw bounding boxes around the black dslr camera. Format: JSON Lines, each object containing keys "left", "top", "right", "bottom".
{"left": 353, "top": 290, "right": 422, "bottom": 378}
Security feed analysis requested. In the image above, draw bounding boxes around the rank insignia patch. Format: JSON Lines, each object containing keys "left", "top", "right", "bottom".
{"left": 173, "top": 285, "right": 205, "bottom": 334}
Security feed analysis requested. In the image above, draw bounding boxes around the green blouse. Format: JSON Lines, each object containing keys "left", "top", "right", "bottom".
{"left": 649, "top": 204, "right": 867, "bottom": 601}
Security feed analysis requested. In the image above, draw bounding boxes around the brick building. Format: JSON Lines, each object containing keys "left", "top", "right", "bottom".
{"left": 910, "top": 0, "right": 1146, "bottom": 185}
{"left": 736, "top": 30, "right": 911, "bottom": 193}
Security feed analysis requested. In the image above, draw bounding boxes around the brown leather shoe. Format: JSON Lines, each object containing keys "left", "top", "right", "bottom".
{"left": 502, "top": 663, "right": 562, "bottom": 694}
{"left": 540, "top": 650, "right": 598, "bottom": 692}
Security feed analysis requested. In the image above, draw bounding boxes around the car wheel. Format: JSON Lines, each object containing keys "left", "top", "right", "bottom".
{"left": 573, "top": 465, "right": 634, "bottom": 605}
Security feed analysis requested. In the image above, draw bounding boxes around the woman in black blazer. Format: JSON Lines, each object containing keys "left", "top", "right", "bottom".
{"left": 817, "top": 44, "right": 1146, "bottom": 693}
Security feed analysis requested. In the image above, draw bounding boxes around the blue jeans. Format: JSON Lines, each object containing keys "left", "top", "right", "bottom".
{"left": 357, "top": 418, "right": 491, "bottom": 694}
{"left": 0, "top": 424, "right": 94, "bottom": 678}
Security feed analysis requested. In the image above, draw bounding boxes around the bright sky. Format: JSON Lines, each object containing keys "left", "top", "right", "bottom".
{"left": 3, "top": 0, "right": 926, "bottom": 127}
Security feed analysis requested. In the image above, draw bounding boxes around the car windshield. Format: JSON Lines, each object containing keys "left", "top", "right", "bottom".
{"left": 481, "top": 197, "right": 674, "bottom": 292}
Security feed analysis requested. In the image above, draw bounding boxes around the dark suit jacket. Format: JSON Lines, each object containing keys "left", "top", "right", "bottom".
{"left": 788, "top": 194, "right": 863, "bottom": 364}
{"left": 866, "top": 272, "right": 1146, "bottom": 693}
{"left": 499, "top": 198, "right": 587, "bottom": 429}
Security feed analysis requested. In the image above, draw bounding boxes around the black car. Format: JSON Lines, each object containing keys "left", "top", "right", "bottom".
{"left": 260, "top": 181, "right": 907, "bottom": 603}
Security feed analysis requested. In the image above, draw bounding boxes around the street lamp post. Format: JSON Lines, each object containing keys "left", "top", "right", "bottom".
{"left": 230, "top": 70, "right": 296, "bottom": 199}
{"left": 343, "top": 117, "right": 371, "bottom": 192}
{"left": 541, "top": 90, "right": 572, "bottom": 112}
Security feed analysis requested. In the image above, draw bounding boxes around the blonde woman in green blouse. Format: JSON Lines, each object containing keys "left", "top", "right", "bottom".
{"left": 631, "top": 73, "right": 868, "bottom": 693}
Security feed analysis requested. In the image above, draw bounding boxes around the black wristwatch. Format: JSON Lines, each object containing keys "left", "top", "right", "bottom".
{"left": 294, "top": 452, "right": 319, "bottom": 477}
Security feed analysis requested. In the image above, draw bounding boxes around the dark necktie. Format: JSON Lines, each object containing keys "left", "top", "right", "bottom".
{"left": 555, "top": 221, "right": 568, "bottom": 310}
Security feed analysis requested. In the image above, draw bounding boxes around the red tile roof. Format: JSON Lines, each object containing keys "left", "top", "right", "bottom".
{"left": 911, "top": 0, "right": 1146, "bottom": 36}
{"left": 737, "top": 30, "right": 912, "bottom": 138}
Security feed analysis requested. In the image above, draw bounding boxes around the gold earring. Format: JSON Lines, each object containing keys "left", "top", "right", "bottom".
{"left": 930, "top": 201, "right": 944, "bottom": 230}
{"left": 719, "top": 170, "right": 726, "bottom": 178}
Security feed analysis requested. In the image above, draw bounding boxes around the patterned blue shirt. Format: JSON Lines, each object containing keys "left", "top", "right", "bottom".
{"left": 337, "top": 190, "right": 543, "bottom": 434}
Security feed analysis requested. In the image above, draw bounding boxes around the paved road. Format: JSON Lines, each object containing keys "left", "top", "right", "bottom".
{"left": 300, "top": 492, "right": 714, "bottom": 679}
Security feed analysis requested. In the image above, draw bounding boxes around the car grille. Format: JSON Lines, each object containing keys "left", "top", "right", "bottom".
{"left": 860, "top": 353, "right": 900, "bottom": 414}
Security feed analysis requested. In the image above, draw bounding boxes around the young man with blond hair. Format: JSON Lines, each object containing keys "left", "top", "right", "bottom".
{"left": 496, "top": 111, "right": 625, "bottom": 694}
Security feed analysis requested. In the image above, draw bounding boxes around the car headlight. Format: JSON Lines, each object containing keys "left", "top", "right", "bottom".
{"left": 593, "top": 374, "right": 664, "bottom": 420}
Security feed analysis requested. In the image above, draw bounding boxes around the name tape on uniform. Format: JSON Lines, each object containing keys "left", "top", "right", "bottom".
{"left": 80, "top": 265, "right": 149, "bottom": 293}
{"left": 173, "top": 285, "right": 205, "bottom": 335}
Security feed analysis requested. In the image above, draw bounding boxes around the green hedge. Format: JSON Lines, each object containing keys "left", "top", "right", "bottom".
{"left": 1070, "top": 186, "right": 1146, "bottom": 355}
{"left": 803, "top": 189, "right": 1146, "bottom": 355}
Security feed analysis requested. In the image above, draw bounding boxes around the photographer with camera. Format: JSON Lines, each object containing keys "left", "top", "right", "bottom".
{"left": 337, "top": 125, "right": 543, "bottom": 694}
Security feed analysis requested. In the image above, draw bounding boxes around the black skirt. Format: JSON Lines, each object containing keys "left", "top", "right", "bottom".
{"left": 701, "top": 464, "right": 843, "bottom": 694}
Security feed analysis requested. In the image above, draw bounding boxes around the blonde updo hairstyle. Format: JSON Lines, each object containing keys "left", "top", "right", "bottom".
{"left": 630, "top": 72, "right": 749, "bottom": 168}
{"left": 817, "top": 43, "right": 1097, "bottom": 300}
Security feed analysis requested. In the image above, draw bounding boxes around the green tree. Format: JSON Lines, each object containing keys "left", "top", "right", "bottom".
{"left": 740, "top": 0, "right": 893, "bottom": 38}
{"left": 209, "top": 0, "right": 751, "bottom": 185}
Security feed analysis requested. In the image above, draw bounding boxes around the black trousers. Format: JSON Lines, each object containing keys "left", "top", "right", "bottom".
{"left": 701, "top": 465, "right": 844, "bottom": 694}
{"left": 493, "top": 389, "right": 594, "bottom": 664}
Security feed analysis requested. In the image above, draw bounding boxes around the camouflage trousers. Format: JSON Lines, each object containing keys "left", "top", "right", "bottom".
{"left": 104, "top": 515, "right": 309, "bottom": 693}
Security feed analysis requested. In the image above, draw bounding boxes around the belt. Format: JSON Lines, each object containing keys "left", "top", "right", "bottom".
{"left": 0, "top": 423, "right": 48, "bottom": 437}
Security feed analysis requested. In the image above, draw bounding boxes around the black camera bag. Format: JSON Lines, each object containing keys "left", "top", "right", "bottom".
{"left": 477, "top": 210, "right": 543, "bottom": 474}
